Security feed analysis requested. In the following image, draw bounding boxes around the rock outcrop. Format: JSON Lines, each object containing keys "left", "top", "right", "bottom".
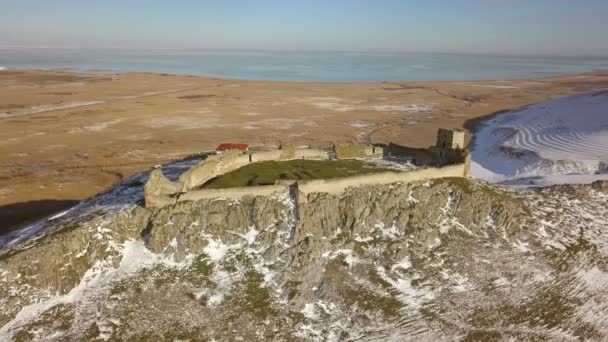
{"left": 1, "top": 179, "right": 607, "bottom": 341}
{"left": 144, "top": 168, "right": 181, "bottom": 207}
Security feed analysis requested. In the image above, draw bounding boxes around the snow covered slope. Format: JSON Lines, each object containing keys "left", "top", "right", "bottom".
{"left": 2, "top": 177, "right": 608, "bottom": 341}
{"left": 471, "top": 90, "right": 608, "bottom": 187}
{"left": 0, "top": 158, "right": 200, "bottom": 251}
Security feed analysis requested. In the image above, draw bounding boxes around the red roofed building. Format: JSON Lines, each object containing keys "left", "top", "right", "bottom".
{"left": 216, "top": 143, "right": 249, "bottom": 152}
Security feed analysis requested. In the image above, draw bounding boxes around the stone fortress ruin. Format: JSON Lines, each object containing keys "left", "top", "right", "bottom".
{"left": 145, "top": 128, "right": 470, "bottom": 208}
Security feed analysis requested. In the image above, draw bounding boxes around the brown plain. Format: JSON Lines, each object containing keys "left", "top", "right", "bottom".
{"left": 1, "top": 69, "right": 608, "bottom": 230}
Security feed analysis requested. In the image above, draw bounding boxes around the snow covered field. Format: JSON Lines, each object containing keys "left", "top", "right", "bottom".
{"left": 471, "top": 91, "right": 608, "bottom": 187}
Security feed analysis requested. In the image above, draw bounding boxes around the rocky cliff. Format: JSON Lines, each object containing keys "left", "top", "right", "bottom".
{"left": 1, "top": 177, "right": 607, "bottom": 341}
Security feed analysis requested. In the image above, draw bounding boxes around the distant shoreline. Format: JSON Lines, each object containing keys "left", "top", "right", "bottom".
{"left": 2, "top": 49, "right": 607, "bottom": 83}
{"left": 4, "top": 67, "right": 608, "bottom": 85}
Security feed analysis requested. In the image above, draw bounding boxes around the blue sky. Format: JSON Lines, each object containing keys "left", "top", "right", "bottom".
{"left": 1, "top": 0, "right": 607, "bottom": 55}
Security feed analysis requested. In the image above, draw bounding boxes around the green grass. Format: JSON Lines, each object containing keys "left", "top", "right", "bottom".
{"left": 201, "top": 159, "right": 395, "bottom": 189}
{"left": 225, "top": 270, "right": 276, "bottom": 319}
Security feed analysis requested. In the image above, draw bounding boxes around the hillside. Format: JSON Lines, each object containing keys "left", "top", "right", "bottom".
{"left": 1, "top": 170, "right": 607, "bottom": 341}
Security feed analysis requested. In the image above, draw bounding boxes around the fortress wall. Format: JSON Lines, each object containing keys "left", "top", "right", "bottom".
{"left": 178, "top": 151, "right": 251, "bottom": 191}
{"left": 434, "top": 147, "right": 468, "bottom": 166}
{"left": 251, "top": 150, "right": 282, "bottom": 163}
{"left": 178, "top": 162, "right": 467, "bottom": 202}
{"left": 252, "top": 149, "right": 328, "bottom": 162}
{"left": 386, "top": 143, "right": 469, "bottom": 167}
{"left": 293, "top": 149, "right": 330, "bottom": 160}
{"left": 177, "top": 184, "right": 290, "bottom": 202}
{"left": 373, "top": 146, "right": 384, "bottom": 158}
{"left": 147, "top": 160, "right": 468, "bottom": 207}
{"left": 463, "top": 153, "right": 472, "bottom": 177}
{"left": 386, "top": 143, "right": 441, "bottom": 166}
{"left": 145, "top": 128, "right": 470, "bottom": 207}
{"left": 176, "top": 148, "right": 330, "bottom": 192}
{"left": 335, "top": 144, "right": 383, "bottom": 160}
{"left": 298, "top": 163, "right": 467, "bottom": 196}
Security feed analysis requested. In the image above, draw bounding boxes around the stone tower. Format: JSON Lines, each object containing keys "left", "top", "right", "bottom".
{"left": 436, "top": 128, "right": 465, "bottom": 150}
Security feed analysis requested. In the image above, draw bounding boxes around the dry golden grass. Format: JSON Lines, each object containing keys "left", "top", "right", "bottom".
{"left": 1, "top": 69, "right": 607, "bottom": 224}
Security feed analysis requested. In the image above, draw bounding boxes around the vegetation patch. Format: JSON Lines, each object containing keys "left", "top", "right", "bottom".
{"left": 13, "top": 304, "right": 74, "bottom": 341}
{"left": 192, "top": 256, "right": 214, "bottom": 276}
{"left": 343, "top": 285, "right": 402, "bottom": 318}
{"left": 225, "top": 270, "right": 275, "bottom": 319}
{"left": 433, "top": 177, "right": 510, "bottom": 199}
{"left": 202, "top": 159, "right": 395, "bottom": 189}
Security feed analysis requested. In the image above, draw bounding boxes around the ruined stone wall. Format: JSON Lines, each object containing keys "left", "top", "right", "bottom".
{"left": 386, "top": 143, "right": 468, "bottom": 167}
{"left": 148, "top": 161, "right": 468, "bottom": 207}
{"left": 145, "top": 148, "right": 330, "bottom": 207}
{"left": 145, "top": 145, "right": 468, "bottom": 208}
{"left": 179, "top": 148, "right": 328, "bottom": 192}
{"left": 178, "top": 151, "right": 251, "bottom": 192}
{"left": 385, "top": 143, "right": 441, "bottom": 166}
{"left": 170, "top": 162, "right": 467, "bottom": 205}
{"left": 251, "top": 149, "right": 329, "bottom": 163}
{"left": 250, "top": 150, "right": 283, "bottom": 163}
{"left": 178, "top": 184, "right": 290, "bottom": 202}
{"left": 335, "top": 144, "right": 383, "bottom": 159}
{"left": 293, "top": 149, "right": 330, "bottom": 160}
{"left": 437, "top": 128, "right": 466, "bottom": 150}
{"left": 435, "top": 147, "right": 469, "bottom": 166}
{"left": 298, "top": 163, "right": 467, "bottom": 196}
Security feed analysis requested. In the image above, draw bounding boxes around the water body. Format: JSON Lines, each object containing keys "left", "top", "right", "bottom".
{"left": 1, "top": 48, "right": 607, "bottom": 82}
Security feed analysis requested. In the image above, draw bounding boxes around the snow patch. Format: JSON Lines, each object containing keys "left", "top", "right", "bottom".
{"left": 471, "top": 91, "right": 608, "bottom": 187}
{"left": 301, "top": 97, "right": 434, "bottom": 113}
{"left": 349, "top": 120, "right": 375, "bottom": 128}
{"left": 302, "top": 303, "right": 319, "bottom": 320}
{"left": 376, "top": 266, "right": 434, "bottom": 308}
{"left": 391, "top": 257, "right": 412, "bottom": 272}
{"left": 242, "top": 228, "right": 259, "bottom": 245}
{"left": 203, "top": 239, "right": 230, "bottom": 261}
{"left": 365, "top": 159, "right": 416, "bottom": 172}
{"left": 0, "top": 101, "right": 103, "bottom": 118}
{"left": 374, "top": 222, "right": 401, "bottom": 239}
{"left": 323, "top": 249, "right": 359, "bottom": 267}
{"left": 0, "top": 240, "right": 193, "bottom": 337}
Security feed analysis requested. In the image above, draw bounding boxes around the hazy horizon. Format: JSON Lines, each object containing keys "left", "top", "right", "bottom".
{"left": 1, "top": 46, "right": 608, "bottom": 59}
{"left": 2, "top": 0, "right": 608, "bottom": 56}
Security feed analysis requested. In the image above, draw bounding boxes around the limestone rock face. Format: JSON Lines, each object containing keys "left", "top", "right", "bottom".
{"left": 296, "top": 179, "right": 528, "bottom": 247}
{"left": 144, "top": 195, "right": 295, "bottom": 255}
{"left": 2, "top": 179, "right": 608, "bottom": 341}
{"left": 144, "top": 169, "right": 180, "bottom": 208}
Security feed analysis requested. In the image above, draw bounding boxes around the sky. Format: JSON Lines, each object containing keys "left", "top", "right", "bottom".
{"left": 1, "top": 0, "right": 607, "bottom": 55}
